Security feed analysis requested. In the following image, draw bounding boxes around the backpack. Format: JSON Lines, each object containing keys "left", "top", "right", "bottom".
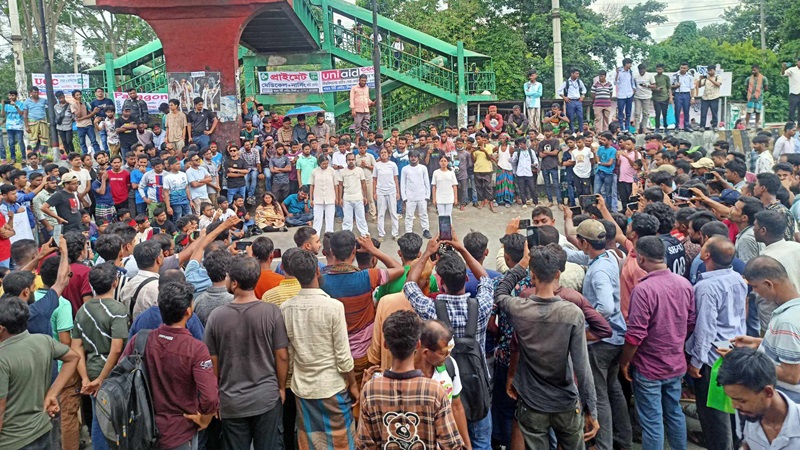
{"left": 95, "top": 329, "right": 159, "bottom": 450}
{"left": 561, "top": 78, "right": 585, "bottom": 99}
{"left": 435, "top": 297, "right": 490, "bottom": 421}
{"left": 129, "top": 277, "right": 158, "bottom": 317}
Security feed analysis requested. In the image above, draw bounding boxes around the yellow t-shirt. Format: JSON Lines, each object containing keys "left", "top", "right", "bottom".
{"left": 473, "top": 147, "right": 494, "bottom": 173}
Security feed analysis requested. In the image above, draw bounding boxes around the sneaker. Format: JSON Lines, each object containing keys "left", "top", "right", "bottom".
{"left": 280, "top": 226, "right": 288, "bottom": 232}
{"left": 504, "top": 203, "right": 511, "bottom": 208}
{"left": 378, "top": 236, "right": 385, "bottom": 242}
{"left": 423, "top": 230, "right": 432, "bottom": 239}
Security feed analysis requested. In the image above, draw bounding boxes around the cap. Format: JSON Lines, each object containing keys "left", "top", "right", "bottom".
{"left": 691, "top": 157, "right": 714, "bottom": 170}
{"left": 651, "top": 164, "right": 677, "bottom": 176}
{"left": 576, "top": 219, "right": 607, "bottom": 241}
{"left": 60, "top": 173, "right": 79, "bottom": 186}
{"left": 167, "top": 156, "right": 178, "bottom": 166}
{"left": 716, "top": 188, "right": 741, "bottom": 206}
{"left": 123, "top": 106, "right": 132, "bottom": 111}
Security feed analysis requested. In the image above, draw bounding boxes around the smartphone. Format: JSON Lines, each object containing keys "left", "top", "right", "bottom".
{"left": 579, "top": 195, "right": 597, "bottom": 210}
{"left": 675, "top": 187, "right": 692, "bottom": 200}
{"left": 704, "top": 172, "right": 715, "bottom": 181}
{"left": 152, "top": 227, "right": 161, "bottom": 235}
{"left": 272, "top": 248, "right": 282, "bottom": 258}
{"left": 52, "top": 224, "right": 62, "bottom": 246}
{"left": 191, "top": 231, "right": 199, "bottom": 240}
{"left": 627, "top": 202, "right": 638, "bottom": 212}
{"left": 235, "top": 241, "right": 250, "bottom": 251}
{"left": 629, "top": 195, "right": 640, "bottom": 204}
{"left": 439, "top": 215, "right": 452, "bottom": 241}
{"left": 712, "top": 340, "right": 734, "bottom": 351}
{"left": 518, "top": 219, "right": 531, "bottom": 229}
{"left": 569, "top": 206, "right": 582, "bottom": 217}
{"left": 526, "top": 226, "right": 540, "bottom": 248}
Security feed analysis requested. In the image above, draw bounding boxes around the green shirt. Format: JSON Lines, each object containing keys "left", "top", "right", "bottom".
{"left": 71, "top": 298, "right": 129, "bottom": 380}
{"left": 0, "top": 331, "right": 70, "bottom": 449}
{"left": 652, "top": 74, "right": 671, "bottom": 102}
{"left": 296, "top": 154, "right": 319, "bottom": 186}
{"left": 375, "top": 265, "right": 438, "bottom": 301}
{"left": 240, "top": 128, "right": 258, "bottom": 143}
{"left": 34, "top": 289, "right": 73, "bottom": 370}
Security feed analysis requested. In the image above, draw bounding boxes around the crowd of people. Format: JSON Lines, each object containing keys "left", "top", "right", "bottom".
{"left": 4, "top": 73, "right": 800, "bottom": 450}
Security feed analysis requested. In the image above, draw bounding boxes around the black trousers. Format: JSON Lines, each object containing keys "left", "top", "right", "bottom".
{"left": 58, "top": 130, "right": 74, "bottom": 154}
{"left": 653, "top": 100, "right": 669, "bottom": 130}
{"left": 700, "top": 99, "right": 720, "bottom": 129}
{"left": 790, "top": 93, "right": 800, "bottom": 123}
{"left": 618, "top": 181, "right": 633, "bottom": 208}
{"left": 515, "top": 176, "right": 538, "bottom": 204}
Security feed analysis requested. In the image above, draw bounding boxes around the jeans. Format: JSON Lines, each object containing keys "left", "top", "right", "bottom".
{"left": 227, "top": 186, "right": 246, "bottom": 203}
{"left": 262, "top": 167, "right": 273, "bottom": 192}
{"left": 313, "top": 203, "right": 335, "bottom": 234}
{"left": 405, "top": 199, "right": 429, "bottom": 233}
{"left": 587, "top": 342, "right": 632, "bottom": 450}
{"left": 58, "top": 130, "right": 75, "bottom": 154}
{"left": 694, "top": 364, "right": 732, "bottom": 450}
{"left": 91, "top": 396, "right": 110, "bottom": 450}
{"left": 18, "top": 431, "right": 52, "bottom": 450}
{"left": 468, "top": 410, "right": 492, "bottom": 450}
{"left": 674, "top": 93, "right": 691, "bottom": 130}
{"left": 7, "top": 129, "right": 24, "bottom": 160}
{"left": 377, "top": 193, "right": 399, "bottom": 238}
{"left": 632, "top": 371, "right": 687, "bottom": 450}
{"left": 467, "top": 174, "right": 479, "bottom": 203}
{"left": 574, "top": 177, "right": 591, "bottom": 197}
{"left": 565, "top": 100, "right": 583, "bottom": 133}
{"left": 516, "top": 401, "right": 584, "bottom": 450}
{"left": 171, "top": 203, "right": 192, "bottom": 223}
{"left": 542, "top": 168, "right": 562, "bottom": 204}
{"left": 245, "top": 170, "right": 259, "bottom": 199}
{"left": 77, "top": 126, "right": 101, "bottom": 154}
{"left": 343, "top": 200, "right": 369, "bottom": 235}
{"left": 515, "top": 175, "right": 537, "bottom": 204}
{"left": 610, "top": 173, "right": 618, "bottom": 212}
{"left": 654, "top": 100, "right": 669, "bottom": 130}
{"left": 617, "top": 97, "right": 633, "bottom": 130}
{"left": 563, "top": 173, "right": 576, "bottom": 206}
{"left": 99, "top": 129, "right": 109, "bottom": 152}
{"left": 492, "top": 363, "right": 516, "bottom": 447}
{"left": 136, "top": 202, "right": 147, "bottom": 216}
{"left": 634, "top": 97, "right": 652, "bottom": 132}
{"left": 221, "top": 402, "right": 284, "bottom": 450}
{"left": 192, "top": 134, "right": 211, "bottom": 149}
{"left": 594, "top": 171, "right": 614, "bottom": 208}
{"left": 701, "top": 98, "right": 720, "bottom": 129}
{"left": 286, "top": 212, "right": 313, "bottom": 227}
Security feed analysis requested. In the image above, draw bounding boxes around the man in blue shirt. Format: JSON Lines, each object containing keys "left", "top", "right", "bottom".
{"left": 594, "top": 132, "right": 617, "bottom": 206}
{"left": 3, "top": 90, "right": 26, "bottom": 161}
{"left": 282, "top": 186, "right": 314, "bottom": 227}
{"left": 559, "top": 68, "right": 587, "bottom": 134}
{"left": 23, "top": 87, "right": 49, "bottom": 152}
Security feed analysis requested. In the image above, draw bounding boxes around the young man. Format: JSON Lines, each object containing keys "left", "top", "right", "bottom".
{"left": 559, "top": 68, "right": 586, "bottom": 133}
{"left": 138, "top": 157, "right": 168, "bottom": 218}
{"left": 204, "top": 256, "right": 288, "bottom": 449}
{"left": 96, "top": 106, "right": 120, "bottom": 157}
{"left": 115, "top": 106, "right": 139, "bottom": 157}
{"left": 349, "top": 74, "right": 374, "bottom": 138}
{"left": 41, "top": 173, "right": 84, "bottom": 233}
{"left": 633, "top": 63, "right": 656, "bottom": 133}
{"left": 615, "top": 58, "right": 637, "bottom": 131}
{"left": 106, "top": 156, "right": 131, "bottom": 212}
{"left": 224, "top": 146, "right": 249, "bottom": 203}
{"left": 2, "top": 90, "right": 26, "bottom": 160}
{"left": 187, "top": 97, "right": 218, "bottom": 149}
{"left": 337, "top": 152, "right": 369, "bottom": 236}
{"left": 22, "top": 86, "right": 49, "bottom": 152}
{"left": 671, "top": 62, "right": 696, "bottom": 132}
{"left": 240, "top": 140, "right": 263, "bottom": 204}
{"left": 54, "top": 91, "right": 76, "bottom": 153}
{"left": 92, "top": 164, "right": 117, "bottom": 222}
{"left": 400, "top": 150, "right": 431, "bottom": 238}
{"left": 620, "top": 236, "right": 695, "bottom": 450}
{"left": 745, "top": 64, "right": 768, "bottom": 130}
{"left": 354, "top": 141, "right": 377, "bottom": 220}
{"left": 538, "top": 125, "right": 562, "bottom": 207}
{"left": 697, "top": 65, "right": 723, "bottom": 131}
{"left": 165, "top": 98, "right": 187, "bottom": 151}
{"left": 163, "top": 156, "right": 191, "bottom": 222}
{"left": 71, "top": 262, "right": 128, "bottom": 450}
{"left": 524, "top": 70, "right": 543, "bottom": 132}
{"left": 594, "top": 132, "right": 617, "bottom": 207}
{"left": 357, "top": 311, "right": 467, "bottom": 449}
{"left": 251, "top": 236, "right": 283, "bottom": 299}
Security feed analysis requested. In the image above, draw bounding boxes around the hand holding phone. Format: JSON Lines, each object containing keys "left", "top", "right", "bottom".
{"left": 526, "top": 226, "right": 540, "bottom": 249}
{"left": 439, "top": 215, "right": 452, "bottom": 241}
{"left": 712, "top": 340, "right": 733, "bottom": 351}
{"left": 518, "top": 219, "right": 531, "bottom": 229}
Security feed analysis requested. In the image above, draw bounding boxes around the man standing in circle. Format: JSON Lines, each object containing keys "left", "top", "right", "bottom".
{"left": 350, "top": 74, "right": 374, "bottom": 139}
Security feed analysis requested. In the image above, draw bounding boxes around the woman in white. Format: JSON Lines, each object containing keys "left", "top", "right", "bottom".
{"left": 373, "top": 148, "right": 400, "bottom": 241}
{"left": 431, "top": 155, "right": 458, "bottom": 216}
{"left": 310, "top": 154, "right": 337, "bottom": 234}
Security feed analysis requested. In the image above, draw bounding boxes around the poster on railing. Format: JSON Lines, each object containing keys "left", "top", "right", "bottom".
{"left": 259, "top": 71, "right": 321, "bottom": 95}
{"left": 32, "top": 73, "right": 91, "bottom": 92}
{"left": 167, "top": 72, "right": 221, "bottom": 113}
{"left": 319, "top": 67, "right": 375, "bottom": 92}
{"left": 113, "top": 92, "right": 169, "bottom": 114}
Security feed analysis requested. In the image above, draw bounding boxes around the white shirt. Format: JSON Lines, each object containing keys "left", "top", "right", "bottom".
{"left": 741, "top": 391, "right": 800, "bottom": 450}
{"left": 186, "top": 166, "right": 210, "bottom": 199}
{"left": 774, "top": 135, "right": 797, "bottom": 160}
{"left": 310, "top": 167, "right": 337, "bottom": 204}
{"left": 755, "top": 151, "right": 775, "bottom": 175}
{"left": 430, "top": 356, "right": 462, "bottom": 401}
{"left": 400, "top": 164, "right": 430, "bottom": 201}
{"left": 331, "top": 150, "right": 349, "bottom": 172}
{"left": 633, "top": 72, "right": 656, "bottom": 99}
{"left": 496, "top": 146, "right": 513, "bottom": 171}
{"left": 72, "top": 168, "right": 92, "bottom": 199}
{"left": 572, "top": 148, "right": 594, "bottom": 179}
{"left": 784, "top": 66, "right": 800, "bottom": 95}
{"left": 336, "top": 167, "right": 366, "bottom": 202}
{"left": 431, "top": 169, "right": 458, "bottom": 204}
{"left": 392, "top": 41, "right": 404, "bottom": 52}
{"left": 373, "top": 161, "right": 398, "bottom": 196}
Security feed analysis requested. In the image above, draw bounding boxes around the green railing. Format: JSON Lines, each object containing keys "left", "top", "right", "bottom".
{"left": 118, "top": 63, "right": 168, "bottom": 94}
{"left": 294, "top": 0, "right": 322, "bottom": 45}
{"left": 466, "top": 71, "right": 496, "bottom": 96}
{"left": 331, "top": 24, "right": 456, "bottom": 94}
{"left": 335, "top": 92, "right": 443, "bottom": 134}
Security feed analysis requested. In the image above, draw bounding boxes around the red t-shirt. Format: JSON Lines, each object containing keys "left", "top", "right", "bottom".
{"left": 0, "top": 214, "right": 9, "bottom": 262}
{"left": 63, "top": 263, "right": 93, "bottom": 316}
{"left": 107, "top": 169, "right": 131, "bottom": 205}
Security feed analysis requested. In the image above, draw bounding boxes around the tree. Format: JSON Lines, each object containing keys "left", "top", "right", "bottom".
{"left": 612, "top": 0, "right": 667, "bottom": 43}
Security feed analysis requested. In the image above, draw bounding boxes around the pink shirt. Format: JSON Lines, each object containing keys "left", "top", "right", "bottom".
{"left": 617, "top": 149, "right": 639, "bottom": 183}
{"left": 349, "top": 85, "right": 371, "bottom": 113}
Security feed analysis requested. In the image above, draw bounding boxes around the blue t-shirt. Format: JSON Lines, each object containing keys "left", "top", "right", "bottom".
{"left": 129, "top": 305, "right": 205, "bottom": 341}
{"left": 92, "top": 180, "right": 114, "bottom": 206}
{"left": 561, "top": 149, "right": 574, "bottom": 178}
{"left": 464, "top": 268, "right": 501, "bottom": 298}
{"left": 212, "top": 152, "right": 224, "bottom": 167}
{"left": 130, "top": 168, "right": 148, "bottom": 204}
{"left": 23, "top": 97, "right": 47, "bottom": 121}
{"left": 3, "top": 102, "right": 24, "bottom": 130}
{"left": 90, "top": 98, "right": 114, "bottom": 115}
{"left": 596, "top": 146, "right": 617, "bottom": 174}
{"left": 283, "top": 193, "right": 308, "bottom": 215}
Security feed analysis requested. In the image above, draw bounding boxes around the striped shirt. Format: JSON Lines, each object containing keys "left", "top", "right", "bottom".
{"left": 761, "top": 298, "right": 800, "bottom": 403}
{"left": 262, "top": 278, "right": 301, "bottom": 306}
{"left": 592, "top": 81, "right": 614, "bottom": 108}
{"left": 240, "top": 147, "right": 261, "bottom": 171}
{"left": 71, "top": 298, "right": 129, "bottom": 380}
{"left": 357, "top": 370, "right": 466, "bottom": 449}
{"left": 137, "top": 170, "right": 166, "bottom": 203}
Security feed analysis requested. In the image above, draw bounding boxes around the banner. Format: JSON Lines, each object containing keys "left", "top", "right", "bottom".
{"left": 258, "top": 71, "right": 321, "bottom": 94}
{"left": 31, "top": 73, "right": 90, "bottom": 92}
{"left": 320, "top": 67, "right": 375, "bottom": 92}
{"left": 167, "top": 71, "right": 221, "bottom": 113}
{"left": 113, "top": 92, "right": 169, "bottom": 114}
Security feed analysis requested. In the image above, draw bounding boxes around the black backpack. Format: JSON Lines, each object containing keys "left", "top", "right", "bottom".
{"left": 95, "top": 329, "right": 159, "bottom": 450}
{"left": 435, "top": 297, "right": 491, "bottom": 421}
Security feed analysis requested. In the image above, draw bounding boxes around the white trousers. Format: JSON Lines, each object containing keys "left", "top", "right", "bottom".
{"left": 405, "top": 199, "right": 429, "bottom": 234}
{"left": 313, "top": 203, "right": 335, "bottom": 235}
{"left": 436, "top": 203, "right": 453, "bottom": 216}
{"left": 343, "top": 200, "right": 369, "bottom": 236}
{"left": 376, "top": 193, "right": 399, "bottom": 238}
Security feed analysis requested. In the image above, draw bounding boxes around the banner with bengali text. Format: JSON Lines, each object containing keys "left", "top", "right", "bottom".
{"left": 258, "top": 71, "right": 320, "bottom": 94}
{"left": 112, "top": 92, "right": 169, "bottom": 114}
{"left": 31, "top": 73, "right": 91, "bottom": 92}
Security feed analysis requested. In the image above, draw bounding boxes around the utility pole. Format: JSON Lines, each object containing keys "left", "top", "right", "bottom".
{"left": 552, "top": 0, "right": 564, "bottom": 96}
{"left": 8, "top": 0, "right": 29, "bottom": 95}
{"left": 71, "top": 15, "right": 78, "bottom": 73}
{"left": 37, "top": 0, "right": 60, "bottom": 151}
{"left": 759, "top": 0, "right": 766, "bottom": 51}
{"left": 371, "top": 0, "right": 383, "bottom": 132}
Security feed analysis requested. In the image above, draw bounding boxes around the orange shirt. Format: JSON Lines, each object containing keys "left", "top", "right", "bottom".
{"left": 620, "top": 240, "right": 647, "bottom": 322}
{"left": 254, "top": 269, "right": 285, "bottom": 299}
{"left": 367, "top": 292, "right": 413, "bottom": 369}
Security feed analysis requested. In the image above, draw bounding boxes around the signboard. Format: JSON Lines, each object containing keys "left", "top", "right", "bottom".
{"left": 112, "top": 92, "right": 169, "bottom": 114}
{"left": 167, "top": 71, "right": 221, "bottom": 112}
{"left": 258, "top": 71, "right": 320, "bottom": 94}
{"left": 320, "top": 67, "right": 375, "bottom": 92}
{"left": 31, "top": 73, "right": 90, "bottom": 91}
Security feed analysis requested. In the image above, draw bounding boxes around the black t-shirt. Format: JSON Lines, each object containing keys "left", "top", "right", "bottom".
{"left": 116, "top": 117, "right": 138, "bottom": 148}
{"left": 187, "top": 109, "right": 215, "bottom": 137}
{"left": 235, "top": 205, "right": 247, "bottom": 230}
{"left": 45, "top": 190, "right": 83, "bottom": 232}
{"left": 538, "top": 139, "right": 561, "bottom": 171}
{"left": 150, "top": 218, "right": 177, "bottom": 235}
{"left": 224, "top": 158, "right": 248, "bottom": 188}
{"left": 659, "top": 234, "right": 687, "bottom": 278}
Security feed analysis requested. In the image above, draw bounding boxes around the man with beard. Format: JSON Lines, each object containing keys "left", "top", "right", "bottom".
{"left": 41, "top": 173, "right": 85, "bottom": 233}
{"left": 717, "top": 348, "right": 800, "bottom": 449}
{"left": 32, "top": 175, "right": 59, "bottom": 240}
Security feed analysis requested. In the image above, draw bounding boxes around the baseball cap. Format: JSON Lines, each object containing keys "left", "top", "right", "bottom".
{"left": 691, "top": 157, "right": 715, "bottom": 170}
{"left": 60, "top": 173, "right": 79, "bottom": 186}
{"left": 712, "top": 188, "right": 741, "bottom": 206}
{"left": 576, "top": 219, "right": 607, "bottom": 241}
{"left": 651, "top": 164, "right": 677, "bottom": 176}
